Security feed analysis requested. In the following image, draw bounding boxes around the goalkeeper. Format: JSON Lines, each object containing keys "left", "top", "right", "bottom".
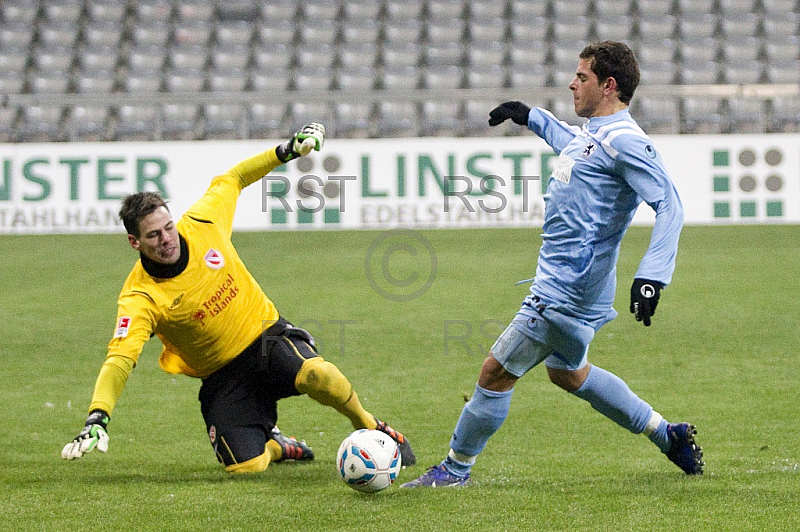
{"left": 61, "top": 123, "right": 415, "bottom": 473}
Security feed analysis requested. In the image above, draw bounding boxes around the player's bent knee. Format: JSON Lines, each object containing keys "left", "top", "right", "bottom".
{"left": 295, "top": 356, "right": 352, "bottom": 407}
{"left": 224, "top": 452, "right": 270, "bottom": 474}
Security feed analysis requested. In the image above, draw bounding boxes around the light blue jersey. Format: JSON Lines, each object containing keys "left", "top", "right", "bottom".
{"left": 526, "top": 107, "right": 683, "bottom": 325}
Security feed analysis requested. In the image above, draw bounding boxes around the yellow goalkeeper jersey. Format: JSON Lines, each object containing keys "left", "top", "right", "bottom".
{"left": 90, "top": 148, "right": 283, "bottom": 415}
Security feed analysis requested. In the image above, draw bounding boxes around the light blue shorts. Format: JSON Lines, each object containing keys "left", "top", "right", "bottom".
{"left": 490, "top": 297, "right": 595, "bottom": 377}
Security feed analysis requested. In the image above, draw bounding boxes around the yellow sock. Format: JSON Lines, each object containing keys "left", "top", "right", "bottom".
{"left": 266, "top": 439, "right": 283, "bottom": 462}
{"left": 295, "top": 357, "right": 376, "bottom": 429}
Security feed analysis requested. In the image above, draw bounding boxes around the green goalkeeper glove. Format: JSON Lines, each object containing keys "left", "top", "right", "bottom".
{"left": 61, "top": 410, "right": 110, "bottom": 460}
{"left": 276, "top": 122, "right": 325, "bottom": 163}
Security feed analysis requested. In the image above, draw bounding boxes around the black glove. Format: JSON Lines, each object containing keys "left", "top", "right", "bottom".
{"left": 630, "top": 279, "right": 664, "bottom": 327}
{"left": 488, "top": 101, "right": 531, "bottom": 127}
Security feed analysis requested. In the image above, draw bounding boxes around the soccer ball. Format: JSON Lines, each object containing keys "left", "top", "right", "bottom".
{"left": 336, "top": 429, "right": 401, "bottom": 493}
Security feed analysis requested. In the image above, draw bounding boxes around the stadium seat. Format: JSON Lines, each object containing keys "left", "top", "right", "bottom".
{"left": 215, "top": 21, "right": 255, "bottom": 47}
{"left": 421, "top": 101, "right": 462, "bottom": 137}
{"left": 257, "top": 19, "right": 297, "bottom": 44}
{"left": 211, "top": 44, "right": 250, "bottom": 71}
{"left": 335, "top": 66, "right": 376, "bottom": 90}
{"left": 342, "top": 0, "right": 382, "bottom": 21}
{"left": 174, "top": 20, "right": 214, "bottom": 47}
{"left": 637, "top": 38, "right": 677, "bottom": 64}
{"left": 384, "top": 18, "right": 424, "bottom": 44}
{"left": 508, "top": 0, "right": 548, "bottom": 19}
{"left": 128, "top": 44, "right": 167, "bottom": 72}
{"left": 385, "top": 0, "right": 424, "bottom": 20}
{"left": 334, "top": 101, "right": 373, "bottom": 138}
{"left": 679, "top": 36, "right": 719, "bottom": 63}
{"left": 165, "top": 68, "right": 207, "bottom": 93}
{"left": 764, "top": 35, "right": 800, "bottom": 66}
{"left": 260, "top": 0, "right": 300, "bottom": 21}
{"left": 295, "top": 43, "right": 337, "bottom": 69}
{"left": 508, "top": 64, "right": 550, "bottom": 88}
{"left": 679, "top": 59, "right": 720, "bottom": 85}
{"left": 635, "top": 0, "right": 674, "bottom": 16}
{"left": 42, "top": 0, "right": 82, "bottom": 22}
{"left": 169, "top": 45, "right": 208, "bottom": 70}
{"left": 87, "top": 0, "right": 128, "bottom": 24}
{"left": 341, "top": 19, "right": 380, "bottom": 45}
{"left": 288, "top": 102, "right": 334, "bottom": 130}
{"left": 0, "top": 46, "right": 29, "bottom": 73}
{"left": 720, "top": 36, "right": 762, "bottom": 64}
{"left": 727, "top": 99, "right": 766, "bottom": 133}
{"left": 339, "top": 42, "right": 379, "bottom": 69}
{"left": 762, "top": 0, "right": 799, "bottom": 16}
{"left": 594, "top": 15, "right": 635, "bottom": 41}
{"left": 19, "top": 105, "right": 66, "bottom": 142}
{"left": 635, "top": 97, "right": 681, "bottom": 134}
{"left": 508, "top": 41, "right": 550, "bottom": 69}
{"left": 381, "top": 42, "right": 422, "bottom": 68}
{"left": 0, "top": 22, "right": 34, "bottom": 49}
{"left": 0, "top": 106, "right": 19, "bottom": 142}
{"left": 0, "top": 73, "right": 24, "bottom": 95}
{"left": 133, "top": 0, "right": 173, "bottom": 21}
{"left": 302, "top": 0, "right": 343, "bottom": 20}
{"left": 467, "top": 17, "right": 507, "bottom": 45}
{"left": 162, "top": 103, "right": 201, "bottom": 141}
{"left": 637, "top": 14, "right": 677, "bottom": 40}
{"left": 73, "top": 67, "right": 117, "bottom": 93}
{"left": 29, "top": 69, "right": 72, "bottom": 94}
{"left": 768, "top": 97, "right": 800, "bottom": 133}
{"left": 682, "top": 97, "right": 725, "bottom": 133}
{"left": 250, "top": 67, "right": 292, "bottom": 92}
{"left": 426, "top": 17, "right": 466, "bottom": 44}
{"left": 247, "top": 102, "right": 289, "bottom": 139}
{"left": 0, "top": 0, "right": 40, "bottom": 24}
{"left": 638, "top": 60, "right": 677, "bottom": 85}
{"left": 721, "top": 60, "right": 764, "bottom": 85}
{"left": 203, "top": 103, "right": 245, "bottom": 140}
{"left": 425, "top": 42, "right": 466, "bottom": 68}
{"left": 130, "top": 21, "right": 171, "bottom": 47}
{"left": 31, "top": 45, "right": 74, "bottom": 72}
{"left": 208, "top": 68, "right": 248, "bottom": 92}
{"left": 595, "top": 0, "right": 632, "bottom": 16}
{"left": 463, "top": 100, "right": 505, "bottom": 137}
{"left": 38, "top": 21, "right": 80, "bottom": 48}
{"left": 676, "top": 0, "right": 714, "bottom": 17}
{"left": 552, "top": 16, "right": 593, "bottom": 42}
{"left": 552, "top": 0, "right": 591, "bottom": 17}
{"left": 252, "top": 43, "right": 293, "bottom": 70}
{"left": 422, "top": 65, "right": 464, "bottom": 90}
{"left": 469, "top": 0, "right": 508, "bottom": 20}
{"left": 114, "top": 105, "right": 161, "bottom": 141}
{"left": 465, "top": 65, "right": 507, "bottom": 89}
{"left": 466, "top": 41, "right": 507, "bottom": 69}
{"left": 508, "top": 15, "right": 551, "bottom": 44}
{"left": 719, "top": 13, "right": 760, "bottom": 38}
{"left": 66, "top": 104, "right": 111, "bottom": 141}
{"left": 217, "top": 1, "right": 260, "bottom": 21}
{"left": 121, "top": 68, "right": 163, "bottom": 93}
{"left": 298, "top": 19, "right": 339, "bottom": 45}
{"left": 83, "top": 20, "right": 123, "bottom": 48}
{"left": 679, "top": 14, "right": 719, "bottom": 39}
{"left": 78, "top": 44, "right": 119, "bottom": 72}
{"left": 175, "top": 0, "right": 215, "bottom": 20}
{"left": 293, "top": 66, "right": 334, "bottom": 91}
{"left": 376, "top": 101, "right": 420, "bottom": 138}
{"left": 427, "top": 0, "right": 466, "bottom": 19}
{"left": 718, "top": 0, "right": 758, "bottom": 15}
{"left": 762, "top": 12, "right": 799, "bottom": 41}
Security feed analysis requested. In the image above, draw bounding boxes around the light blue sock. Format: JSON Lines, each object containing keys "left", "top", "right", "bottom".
{"left": 571, "top": 364, "right": 656, "bottom": 437}
{"left": 442, "top": 384, "right": 513, "bottom": 476}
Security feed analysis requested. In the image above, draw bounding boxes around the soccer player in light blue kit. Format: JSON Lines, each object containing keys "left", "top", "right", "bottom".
{"left": 403, "top": 41, "right": 703, "bottom": 488}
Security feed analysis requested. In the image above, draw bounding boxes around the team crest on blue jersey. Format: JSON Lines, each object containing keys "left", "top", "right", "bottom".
{"left": 582, "top": 142, "right": 597, "bottom": 158}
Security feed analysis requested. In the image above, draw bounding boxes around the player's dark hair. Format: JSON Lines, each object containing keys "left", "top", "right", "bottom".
{"left": 580, "top": 41, "right": 640, "bottom": 105}
{"left": 119, "top": 192, "right": 169, "bottom": 237}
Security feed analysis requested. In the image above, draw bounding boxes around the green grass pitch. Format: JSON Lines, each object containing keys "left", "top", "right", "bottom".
{"left": 1, "top": 225, "right": 798, "bottom": 531}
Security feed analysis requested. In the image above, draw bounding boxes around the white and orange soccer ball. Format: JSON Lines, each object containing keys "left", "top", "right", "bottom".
{"left": 336, "top": 429, "right": 401, "bottom": 493}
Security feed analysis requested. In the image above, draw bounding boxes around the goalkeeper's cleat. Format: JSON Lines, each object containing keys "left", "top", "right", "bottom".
{"left": 665, "top": 423, "right": 704, "bottom": 475}
{"left": 400, "top": 464, "right": 470, "bottom": 488}
{"left": 374, "top": 418, "right": 416, "bottom": 466}
{"left": 271, "top": 427, "right": 314, "bottom": 462}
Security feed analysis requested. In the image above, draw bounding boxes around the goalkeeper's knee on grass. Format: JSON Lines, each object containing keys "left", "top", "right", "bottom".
{"left": 295, "top": 357, "right": 374, "bottom": 429}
